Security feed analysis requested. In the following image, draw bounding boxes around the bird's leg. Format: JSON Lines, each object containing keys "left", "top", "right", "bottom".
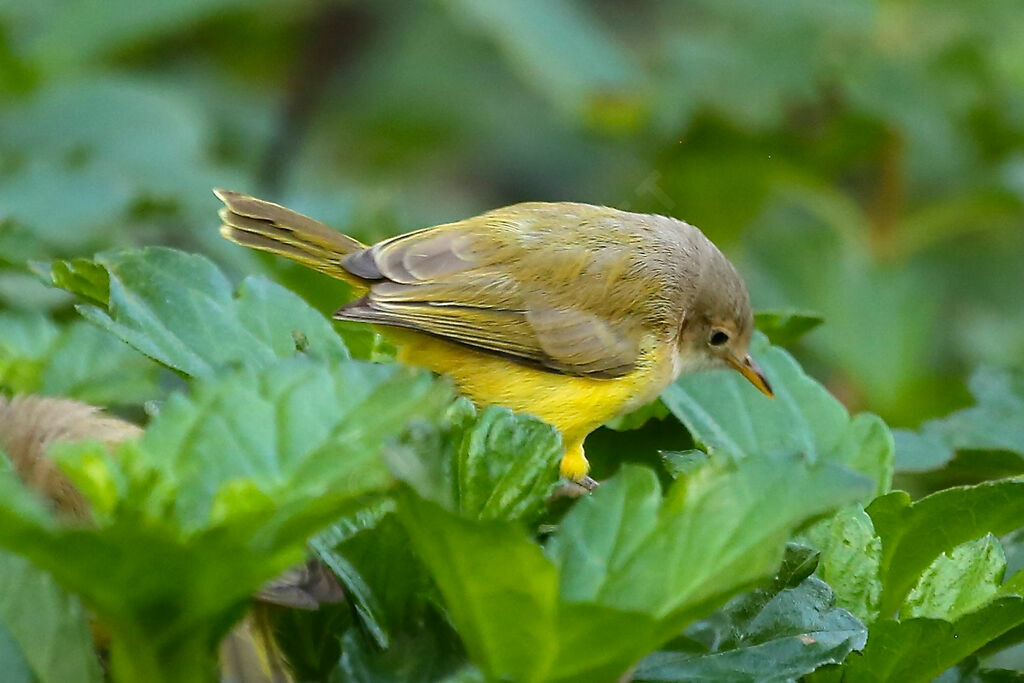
{"left": 559, "top": 441, "right": 590, "bottom": 482}
{"left": 550, "top": 442, "right": 599, "bottom": 498}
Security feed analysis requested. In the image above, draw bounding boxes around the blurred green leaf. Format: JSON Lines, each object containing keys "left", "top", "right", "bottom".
{"left": 745, "top": 194, "right": 944, "bottom": 424}
{"left": 38, "top": 322, "right": 161, "bottom": 406}
{"left": 663, "top": 333, "right": 893, "bottom": 496}
{"left": 0, "top": 621, "right": 32, "bottom": 683}
{"left": 337, "top": 611, "right": 465, "bottom": 683}
{"left": 754, "top": 309, "right": 824, "bottom": 346}
{"left": 660, "top": 450, "right": 710, "bottom": 478}
{"left": 0, "top": 312, "right": 160, "bottom": 405}
{"left": 0, "top": 78, "right": 209, "bottom": 191}
{"left": 895, "top": 368, "right": 1024, "bottom": 476}
{"left": 18, "top": 0, "right": 291, "bottom": 72}
{"left": 0, "top": 550, "right": 102, "bottom": 683}
{"left": 444, "top": 0, "right": 645, "bottom": 129}
{"left": 604, "top": 399, "right": 670, "bottom": 431}
{"left": 0, "top": 311, "right": 59, "bottom": 392}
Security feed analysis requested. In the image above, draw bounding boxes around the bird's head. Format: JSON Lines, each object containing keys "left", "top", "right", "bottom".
{"left": 674, "top": 251, "right": 773, "bottom": 398}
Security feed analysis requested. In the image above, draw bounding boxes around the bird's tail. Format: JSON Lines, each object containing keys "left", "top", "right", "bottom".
{"left": 215, "top": 189, "right": 368, "bottom": 291}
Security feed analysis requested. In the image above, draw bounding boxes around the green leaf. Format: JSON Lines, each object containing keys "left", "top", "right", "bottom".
{"left": 0, "top": 313, "right": 159, "bottom": 404}
{"left": 895, "top": 368, "right": 1024, "bottom": 476}
{"left": 893, "top": 429, "right": 953, "bottom": 473}
{"left": 398, "top": 456, "right": 869, "bottom": 682}
{"left": 310, "top": 499, "right": 398, "bottom": 648}
{"left": 388, "top": 398, "right": 562, "bottom": 523}
{"left": 903, "top": 534, "right": 1005, "bottom": 621}
{"left": 395, "top": 488, "right": 561, "bottom": 681}
{"left": 21, "top": 2, "right": 288, "bottom": 71}
{"left": 337, "top": 611, "right": 465, "bottom": 683}
{"left": 0, "top": 78, "right": 211, "bottom": 197}
{"left": 743, "top": 192, "right": 943, "bottom": 425}
{"left": 38, "top": 322, "right": 161, "bottom": 406}
{"left": 754, "top": 309, "right": 824, "bottom": 346}
{"left": 807, "top": 506, "right": 883, "bottom": 624}
{"left": 660, "top": 450, "right": 710, "bottom": 478}
{"left": 0, "top": 550, "right": 102, "bottom": 683}
{"left": 840, "top": 597, "right": 1024, "bottom": 683}
{"left": 47, "top": 258, "right": 110, "bottom": 305}
{"left": 395, "top": 487, "right": 664, "bottom": 683}
{"left": 635, "top": 573, "right": 865, "bottom": 682}
{"left": 868, "top": 479, "right": 1024, "bottom": 616}
{"left": 0, "top": 311, "right": 59, "bottom": 393}
{"left": 135, "top": 358, "right": 445, "bottom": 529}
{"left": 0, "top": 621, "right": 32, "bottom": 683}
{"left": 0, "top": 356, "right": 448, "bottom": 679}
{"left": 548, "top": 459, "right": 872, "bottom": 617}
{"left": 604, "top": 399, "right": 670, "bottom": 431}
{"left": 50, "top": 247, "right": 349, "bottom": 378}
{"left": 663, "top": 333, "right": 893, "bottom": 496}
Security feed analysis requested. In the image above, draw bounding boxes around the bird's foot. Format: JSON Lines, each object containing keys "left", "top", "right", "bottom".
{"left": 549, "top": 475, "right": 599, "bottom": 500}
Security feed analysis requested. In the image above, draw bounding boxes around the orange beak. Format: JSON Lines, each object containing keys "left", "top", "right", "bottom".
{"left": 728, "top": 354, "right": 774, "bottom": 398}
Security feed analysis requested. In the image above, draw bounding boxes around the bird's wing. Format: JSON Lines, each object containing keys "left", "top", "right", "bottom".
{"left": 335, "top": 215, "right": 643, "bottom": 378}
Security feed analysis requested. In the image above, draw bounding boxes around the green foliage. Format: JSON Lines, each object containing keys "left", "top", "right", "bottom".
{"left": 0, "top": 550, "right": 101, "bottom": 683}
{"left": 634, "top": 545, "right": 866, "bottom": 682}
{"left": 0, "top": 249, "right": 451, "bottom": 679}
{"left": 753, "top": 309, "right": 824, "bottom": 347}
{"left": 2, "top": 0, "right": 1024, "bottom": 679}
{"left": 868, "top": 480, "right": 1024, "bottom": 616}
{"left": 0, "top": 312, "right": 161, "bottom": 405}
{"left": 395, "top": 457, "right": 868, "bottom": 683}
{"left": 0, "top": 355, "right": 445, "bottom": 680}
{"left": 837, "top": 598, "right": 1024, "bottom": 683}
{"left": 663, "top": 333, "right": 894, "bottom": 496}
{"left": 894, "top": 368, "right": 1024, "bottom": 491}
{"left": 797, "top": 479, "right": 1024, "bottom": 681}
{"left": 47, "top": 248, "right": 349, "bottom": 378}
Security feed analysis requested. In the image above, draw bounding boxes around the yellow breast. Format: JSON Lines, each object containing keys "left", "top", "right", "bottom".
{"left": 392, "top": 330, "right": 672, "bottom": 446}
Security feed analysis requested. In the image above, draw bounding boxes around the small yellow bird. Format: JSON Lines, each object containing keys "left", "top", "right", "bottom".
{"left": 215, "top": 190, "right": 772, "bottom": 484}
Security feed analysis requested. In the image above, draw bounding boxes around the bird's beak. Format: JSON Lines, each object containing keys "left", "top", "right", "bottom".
{"left": 728, "top": 354, "right": 774, "bottom": 398}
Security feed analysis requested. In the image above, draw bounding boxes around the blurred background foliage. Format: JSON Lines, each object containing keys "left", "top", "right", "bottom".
{"left": 2, "top": 0, "right": 1023, "bottom": 430}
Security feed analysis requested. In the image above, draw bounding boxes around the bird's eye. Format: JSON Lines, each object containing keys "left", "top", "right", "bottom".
{"left": 709, "top": 330, "right": 730, "bottom": 346}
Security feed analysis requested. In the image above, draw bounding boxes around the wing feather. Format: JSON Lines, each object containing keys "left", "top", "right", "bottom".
{"left": 335, "top": 207, "right": 648, "bottom": 377}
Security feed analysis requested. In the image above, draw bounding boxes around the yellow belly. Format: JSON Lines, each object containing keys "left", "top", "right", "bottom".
{"left": 391, "top": 330, "right": 671, "bottom": 480}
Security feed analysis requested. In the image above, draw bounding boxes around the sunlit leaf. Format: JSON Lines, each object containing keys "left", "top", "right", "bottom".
{"left": 903, "top": 534, "right": 1005, "bottom": 622}
{"left": 806, "top": 506, "right": 883, "bottom": 624}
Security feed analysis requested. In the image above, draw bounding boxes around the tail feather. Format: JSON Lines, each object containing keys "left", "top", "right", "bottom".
{"left": 215, "top": 189, "right": 367, "bottom": 289}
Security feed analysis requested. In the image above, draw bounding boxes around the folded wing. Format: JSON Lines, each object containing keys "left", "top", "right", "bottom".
{"left": 335, "top": 211, "right": 643, "bottom": 378}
